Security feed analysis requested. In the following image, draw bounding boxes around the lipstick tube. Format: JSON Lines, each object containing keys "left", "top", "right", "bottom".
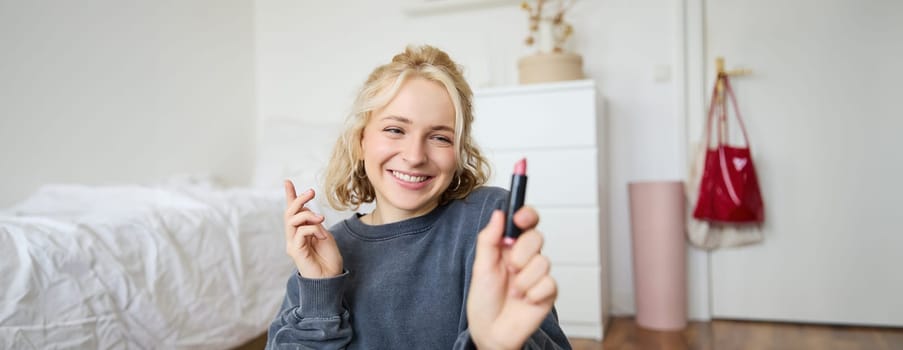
{"left": 503, "top": 158, "right": 528, "bottom": 246}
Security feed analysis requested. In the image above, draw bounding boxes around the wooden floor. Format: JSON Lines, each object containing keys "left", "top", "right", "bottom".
{"left": 571, "top": 317, "right": 903, "bottom": 350}
{"left": 237, "top": 317, "right": 903, "bottom": 350}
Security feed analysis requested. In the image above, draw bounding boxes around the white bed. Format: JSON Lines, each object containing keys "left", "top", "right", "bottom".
{"left": 0, "top": 121, "right": 350, "bottom": 349}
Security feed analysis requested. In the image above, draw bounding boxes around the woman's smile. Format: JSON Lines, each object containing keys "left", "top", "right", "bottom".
{"left": 390, "top": 170, "right": 430, "bottom": 183}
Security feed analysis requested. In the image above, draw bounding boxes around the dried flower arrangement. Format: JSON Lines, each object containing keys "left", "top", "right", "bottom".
{"left": 521, "top": 0, "right": 577, "bottom": 53}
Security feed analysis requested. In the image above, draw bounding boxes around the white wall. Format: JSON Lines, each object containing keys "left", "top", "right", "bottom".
{"left": 255, "top": 0, "right": 689, "bottom": 318}
{"left": 0, "top": 0, "right": 256, "bottom": 207}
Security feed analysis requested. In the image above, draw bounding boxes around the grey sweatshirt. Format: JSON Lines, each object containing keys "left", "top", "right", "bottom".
{"left": 266, "top": 186, "right": 571, "bottom": 349}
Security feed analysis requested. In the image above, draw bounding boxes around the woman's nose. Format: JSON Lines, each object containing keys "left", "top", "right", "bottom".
{"left": 402, "top": 139, "right": 428, "bottom": 165}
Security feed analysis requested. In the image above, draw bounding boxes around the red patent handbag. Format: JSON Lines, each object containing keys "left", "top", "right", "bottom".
{"left": 692, "top": 73, "right": 765, "bottom": 223}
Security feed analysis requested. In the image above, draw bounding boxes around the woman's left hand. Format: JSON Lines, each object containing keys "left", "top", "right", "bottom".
{"left": 467, "top": 207, "right": 558, "bottom": 350}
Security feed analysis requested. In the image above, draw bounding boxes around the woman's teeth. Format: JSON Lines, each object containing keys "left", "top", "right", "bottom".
{"left": 392, "top": 170, "right": 428, "bottom": 183}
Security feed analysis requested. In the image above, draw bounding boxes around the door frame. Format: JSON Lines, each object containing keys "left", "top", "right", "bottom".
{"left": 675, "top": 0, "right": 714, "bottom": 321}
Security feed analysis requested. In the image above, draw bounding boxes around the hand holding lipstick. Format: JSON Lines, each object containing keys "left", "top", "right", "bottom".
{"left": 467, "top": 208, "right": 559, "bottom": 350}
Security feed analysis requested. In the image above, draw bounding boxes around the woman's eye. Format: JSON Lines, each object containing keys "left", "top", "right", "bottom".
{"left": 432, "top": 135, "right": 453, "bottom": 145}
{"left": 384, "top": 127, "right": 403, "bottom": 135}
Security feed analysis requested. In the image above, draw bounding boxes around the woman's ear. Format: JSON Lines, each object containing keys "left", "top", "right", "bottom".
{"left": 355, "top": 138, "right": 364, "bottom": 158}
{"left": 358, "top": 124, "right": 368, "bottom": 146}
{"left": 355, "top": 126, "right": 366, "bottom": 156}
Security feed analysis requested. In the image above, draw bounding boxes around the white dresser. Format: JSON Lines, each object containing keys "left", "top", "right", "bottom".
{"left": 473, "top": 80, "right": 609, "bottom": 340}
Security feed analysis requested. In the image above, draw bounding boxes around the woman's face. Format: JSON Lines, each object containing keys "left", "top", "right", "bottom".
{"left": 360, "top": 77, "right": 457, "bottom": 223}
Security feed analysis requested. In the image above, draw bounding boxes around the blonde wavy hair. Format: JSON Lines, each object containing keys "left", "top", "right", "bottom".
{"left": 323, "top": 45, "right": 491, "bottom": 211}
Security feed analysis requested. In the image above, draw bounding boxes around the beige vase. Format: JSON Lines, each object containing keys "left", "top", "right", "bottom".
{"left": 517, "top": 52, "right": 585, "bottom": 84}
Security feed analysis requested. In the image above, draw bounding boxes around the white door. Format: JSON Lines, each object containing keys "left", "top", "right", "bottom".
{"left": 702, "top": 0, "right": 903, "bottom": 326}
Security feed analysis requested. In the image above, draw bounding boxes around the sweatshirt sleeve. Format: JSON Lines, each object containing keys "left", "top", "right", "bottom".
{"left": 521, "top": 308, "right": 573, "bottom": 349}
{"left": 265, "top": 271, "right": 353, "bottom": 350}
{"left": 450, "top": 308, "right": 572, "bottom": 350}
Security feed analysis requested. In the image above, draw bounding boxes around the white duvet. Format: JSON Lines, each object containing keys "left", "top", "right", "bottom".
{"left": 0, "top": 180, "right": 298, "bottom": 349}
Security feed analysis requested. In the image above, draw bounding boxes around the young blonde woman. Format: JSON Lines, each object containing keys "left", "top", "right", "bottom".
{"left": 268, "top": 45, "right": 570, "bottom": 350}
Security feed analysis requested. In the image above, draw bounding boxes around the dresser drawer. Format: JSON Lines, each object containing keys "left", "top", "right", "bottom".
{"left": 473, "top": 84, "right": 598, "bottom": 150}
{"left": 536, "top": 207, "right": 601, "bottom": 265}
{"left": 552, "top": 265, "right": 604, "bottom": 325}
{"left": 484, "top": 148, "right": 600, "bottom": 207}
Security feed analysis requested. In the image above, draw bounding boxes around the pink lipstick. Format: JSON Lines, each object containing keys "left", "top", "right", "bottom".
{"left": 503, "top": 158, "right": 528, "bottom": 246}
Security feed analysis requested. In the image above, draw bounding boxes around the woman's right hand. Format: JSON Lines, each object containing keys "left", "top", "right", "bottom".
{"left": 283, "top": 180, "right": 343, "bottom": 279}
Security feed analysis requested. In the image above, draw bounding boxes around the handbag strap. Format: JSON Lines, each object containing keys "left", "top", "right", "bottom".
{"left": 703, "top": 74, "right": 721, "bottom": 149}
{"left": 721, "top": 75, "right": 751, "bottom": 205}
{"left": 720, "top": 74, "right": 752, "bottom": 147}
{"left": 703, "top": 73, "right": 752, "bottom": 149}
{"left": 701, "top": 73, "right": 750, "bottom": 205}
